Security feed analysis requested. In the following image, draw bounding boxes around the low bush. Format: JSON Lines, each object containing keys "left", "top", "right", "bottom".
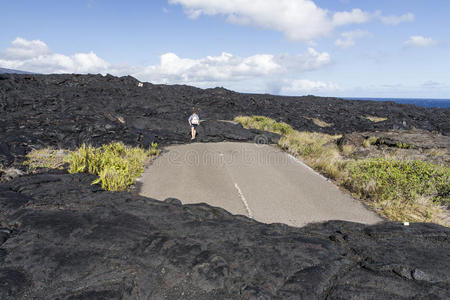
{"left": 345, "top": 158, "right": 449, "bottom": 222}
{"left": 66, "top": 142, "right": 160, "bottom": 191}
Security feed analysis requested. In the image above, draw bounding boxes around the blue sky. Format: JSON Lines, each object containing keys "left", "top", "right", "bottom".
{"left": 1, "top": 0, "right": 449, "bottom": 98}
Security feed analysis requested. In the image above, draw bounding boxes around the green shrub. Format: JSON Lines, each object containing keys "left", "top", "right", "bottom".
{"left": 345, "top": 158, "right": 450, "bottom": 221}
{"left": 66, "top": 142, "right": 159, "bottom": 191}
{"left": 346, "top": 159, "right": 449, "bottom": 202}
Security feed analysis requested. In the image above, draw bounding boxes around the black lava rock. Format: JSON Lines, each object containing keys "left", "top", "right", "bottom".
{"left": 1, "top": 73, "right": 448, "bottom": 169}
{"left": 0, "top": 74, "right": 449, "bottom": 299}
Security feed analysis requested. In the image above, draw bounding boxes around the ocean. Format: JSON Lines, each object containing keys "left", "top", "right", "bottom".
{"left": 343, "top": 97, "right": 450, "bottom": 109}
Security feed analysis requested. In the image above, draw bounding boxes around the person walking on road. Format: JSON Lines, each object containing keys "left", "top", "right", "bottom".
{"left": 188, "top": 109, "right": 200, "bottom": 140}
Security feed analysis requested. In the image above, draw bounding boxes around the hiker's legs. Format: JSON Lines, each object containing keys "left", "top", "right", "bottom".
{"left": 191, "top": 126, "right": 195, "bottom": 139}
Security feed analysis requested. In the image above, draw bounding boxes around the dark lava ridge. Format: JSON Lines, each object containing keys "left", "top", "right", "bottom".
{"left": 1, "top": 73, "right": 449, "bottom": 169}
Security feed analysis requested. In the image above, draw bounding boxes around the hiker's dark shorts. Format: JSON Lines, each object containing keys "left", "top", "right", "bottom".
{"left": 191, "top": 124, "right": 198, "bottom": 129}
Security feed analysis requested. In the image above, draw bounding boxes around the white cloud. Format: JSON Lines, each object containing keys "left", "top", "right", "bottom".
{"left": 4, "top": 37, "right": 51, "bottom": 59}
{"left": 379, "top": 12, "right": 414, "bottom": 25}
{"left": 332, "top": 9, "right": 371, "bottom": 26}
{"left": 169, "top": 0, "right": 376, "bottom": 41}
{"left": 275, "top": 48, "right": 330, "bottom": 72}
{"left": 170, "top": 1, "right": 417, "bottom": 43}
{"left": 0, "top": 37, "right": 109, "bottom": 73}
{"left": 137, "top": 52, "right": 280, "bottom": 83}
{"left": 422, "top": 81, "right": 445, "bottom": 88}
{"left": 335, "top": 29, "right": 370, "bottom": 48}
{"left": 404, "top": 35, "right": 437, "bottom": 47}
{"left": 280, "top": 79, "right": 340, "bottom": 95}
{"left": 0, "top": 37, "right": 332, "bottom": 93}
{"left": 135, "top": 48, "right": 330, "bottom": 84}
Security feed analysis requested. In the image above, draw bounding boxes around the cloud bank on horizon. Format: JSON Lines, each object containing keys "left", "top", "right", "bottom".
{"left": 1, "top": 38, "right": 110, "bottom": 74}
{"left": 1, "top": 0, "right": 448, "bottom": 97}
{"left": 0, "top": 37, "right": 334, "bottom": 93}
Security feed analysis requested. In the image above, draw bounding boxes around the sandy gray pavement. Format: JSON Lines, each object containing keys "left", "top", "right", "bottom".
{"left": 139, "top": 142, "right": 382, "bottom": 227}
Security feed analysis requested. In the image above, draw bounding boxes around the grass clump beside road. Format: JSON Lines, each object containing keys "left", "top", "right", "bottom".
{"left": 66, "top": 142, "right": 160, "bottom": 191}
{"left": 235, "top": 115, "right": 294, "bottom": 135}
{"left": 279, "top": 130, "right": 343, "bottom": 179}
{"left": 24, "top": 142, "right": 160, "bottom": 192}
{"left": 235, "top": 115, "right": 450, "bottom": 226}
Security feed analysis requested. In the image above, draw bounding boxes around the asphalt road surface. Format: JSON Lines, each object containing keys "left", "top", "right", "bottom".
{"left": 139, "top": 142, "right": 382, "bottom": 227}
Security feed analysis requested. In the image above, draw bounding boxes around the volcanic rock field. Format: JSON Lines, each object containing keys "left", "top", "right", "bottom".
{"left": 0, "top": 73, "right": 449, "bottom": 299}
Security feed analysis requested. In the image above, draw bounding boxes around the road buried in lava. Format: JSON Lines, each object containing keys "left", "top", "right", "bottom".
{"left": 139, "top": 142, "right": 382, "bottom": 227}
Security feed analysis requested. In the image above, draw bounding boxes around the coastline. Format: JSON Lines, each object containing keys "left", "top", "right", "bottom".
{"left": 343, "top": 97, "right": 450, "bottom": 109}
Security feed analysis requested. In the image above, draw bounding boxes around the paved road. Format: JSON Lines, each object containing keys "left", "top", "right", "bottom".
{"left": 139, "top": 142, "right": 382, "bottom": 227}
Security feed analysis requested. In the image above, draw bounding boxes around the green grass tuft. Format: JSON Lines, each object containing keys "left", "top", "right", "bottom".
{"left": 235, "top": 115, "right": 294, "bottom": 136}
{"left": 66, "top": 142, "right": 160, "bottom": 191}
{"left": 363, "top": 136, "right": 378, "bottom": 148}
{"left": 23, "top": 148, "right": 68, "bottom": 170}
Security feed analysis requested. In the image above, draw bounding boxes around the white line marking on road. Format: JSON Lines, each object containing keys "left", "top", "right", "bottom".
{"left": 234, "top": 183, "right": 253, "bottom": 218}
{"left": 287, "top": 154, "right": 328, "bottom": 181}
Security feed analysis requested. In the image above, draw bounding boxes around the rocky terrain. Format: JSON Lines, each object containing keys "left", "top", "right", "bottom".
{"left": 338, "top": 130, "right": 450, "bottom": 166}
{"left": 1, "top": 73, "right": 448, "bottom": 170}
{"left": 0, "top": 73, "right": 449, "bottom": 298}
{"left": 1, "top": 170, "right": 449, "bottom": 299}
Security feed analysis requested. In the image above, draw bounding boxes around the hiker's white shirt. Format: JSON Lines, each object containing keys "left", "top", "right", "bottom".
{"left": 189, "top": 113, "right": 199, "bottom": 125}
